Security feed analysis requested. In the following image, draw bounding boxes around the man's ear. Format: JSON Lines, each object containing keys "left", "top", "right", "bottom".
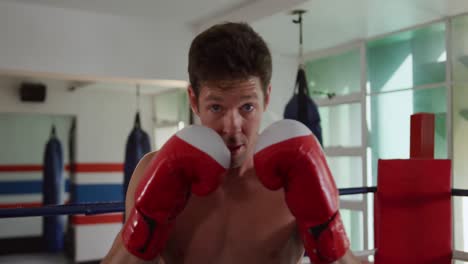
{"left": 263, "top": 84, "right": 272, "bottom": 111}
{"left": 187, "top": 85, "right": 199, "bottom": 115}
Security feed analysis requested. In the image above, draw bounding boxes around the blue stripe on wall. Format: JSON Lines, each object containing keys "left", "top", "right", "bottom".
{"left": 65, "top": 179, "right": 70, "bottom": 193}
{"left": 0, "top": 180, "right": 121, "bottom": 203}
{"left": 0, "top": 179, "right": 71, "bottom": 195}
{"left": 74, "top": 184, "right": 123, "bottom": 203}
{"left": 0, "top": 181, "right": 42, "bottom": 194}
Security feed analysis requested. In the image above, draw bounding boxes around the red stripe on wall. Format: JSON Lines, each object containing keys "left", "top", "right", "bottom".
{"left": 0, "top": 202, "right": 42, "bottom": 208}
{"left": 72, "top": 213, "right": 123, "bottom": 225}
{"left": 0, "top": 165, "right": 43, "bottom": 172}
{"left": 0, "top": 163, "right": 123, "bottom": 173}
{"left": 69, "top": 163, "right": 123, "bottom": 173}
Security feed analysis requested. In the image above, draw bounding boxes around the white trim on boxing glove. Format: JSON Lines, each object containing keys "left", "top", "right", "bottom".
{"left": 255, "top": 119, "right": 313, "bottom": 154}
{"left": 176, "top": 125, "right": 231, "bottom": 169}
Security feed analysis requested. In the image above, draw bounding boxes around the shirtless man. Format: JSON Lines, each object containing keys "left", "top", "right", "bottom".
{"left": 102, "top": 22, "right": 364, "bottom": 264}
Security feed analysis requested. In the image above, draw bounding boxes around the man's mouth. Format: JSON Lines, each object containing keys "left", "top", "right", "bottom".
{"left": 227, "top": 144, "right": 243, "bottom": 153}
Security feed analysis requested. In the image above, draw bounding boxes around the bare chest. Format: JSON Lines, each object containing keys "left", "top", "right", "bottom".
{"left": 162, "top": 180, "right": 304, "bottom": 264}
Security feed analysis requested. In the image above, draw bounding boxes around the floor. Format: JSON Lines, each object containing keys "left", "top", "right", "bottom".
{"left": 0, "top": 254, "right": 312, "bottom": 264}
{"left": 0, "top": 253, "right": 73, "bottom": 264}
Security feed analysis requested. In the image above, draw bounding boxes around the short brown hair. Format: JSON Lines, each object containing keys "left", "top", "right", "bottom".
{"left": 188, "top": 22, "right": 272, "bottom": 98}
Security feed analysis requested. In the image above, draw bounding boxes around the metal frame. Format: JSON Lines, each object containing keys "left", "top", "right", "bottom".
{"left": 315, "top": 92, "right": 361, "bottom": 107}
{"left": 305, "top": 13, "right": 468, "bottom": 260}
{"left": 454, "top": 250, "right": 468, "bottom": 260}
{"left": 305, "top": 40, "right": 370, "bottom": 252}
{"left": 366, "top": 82, "right": 447, "bottom": 97}
{"left": 324, "top": 146, "right": 363, "bottom": 157}
{"left": 445, "top": 18, "right": 457, "bottom": 261}
{"left": 360, "top": 40, "right": 370, "bottom": 251}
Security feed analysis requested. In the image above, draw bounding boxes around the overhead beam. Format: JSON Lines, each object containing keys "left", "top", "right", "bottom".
{"left": 192, "top": 0, "right": 309, "bottom": 33}
{"left": 0, "top": 68, "right": 188, "bottom": 89}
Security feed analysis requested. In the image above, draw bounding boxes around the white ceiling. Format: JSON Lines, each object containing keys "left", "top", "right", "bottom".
{"left": 252, "top": 0, "right": 468, "bottom": 56}
{"left": 4, "top": 0, "right": 468, "bottom": 56}
{"left": 2, "top": 0, "right": 468, "bottom": 92}
{"left": 4, "top": 0, "right": 255, "bottom": 25}
{"left": 78, "top": 82, "right": 186, "bottom": 95}
{"left": 0, "top": 70, "right": 187, "bottom": 95}
{"left": 0, "top": 73, "right": 186, "bottom": 95}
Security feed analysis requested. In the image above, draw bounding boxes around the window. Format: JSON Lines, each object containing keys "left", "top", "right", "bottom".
{"left": 365, "top": 23, "right": 448, "bottom": 256}
{"left": 367, "top": 87, "right": 447, "bottom": 184}
{"left": 153, "top": 90, "right": 189, "bottom": 149}
{"left": 319, "top": 103, "right": 362, "bottom": 148}
{"left": 305, "top": 49, "right": 361, "bottom": 98}
{"left": 328, "top": 156, "right": 363, "bottom": 201}
{"left": 305, "top": 46, "right": 367, "bottom": 251}
{"left": 367, "top": 22, "right": 446, "bottom": 93}
{"left": 304, "top": 20, "right": 459, "bottom": 256}
{"left": 452, "top": 14, "right": 468, "bottom": 253}
{"left": 340, "top": 209, "right": 364, "bottom": 251}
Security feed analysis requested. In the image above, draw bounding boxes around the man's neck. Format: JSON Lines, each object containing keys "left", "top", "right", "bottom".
{"left": 225, "top": 156, "right": 254, "bottom": 180}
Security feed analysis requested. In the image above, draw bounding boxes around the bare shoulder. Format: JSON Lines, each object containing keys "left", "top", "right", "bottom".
{"left": 137, "top": 151, "right": 158, "bottom": 172}
{"left": 124, "top": 151, "right": 159, "bottom": 219}
{"left": 336, "top": 250, "right": 366, "bottom": 264}
{"left": 101, "top": 151, "right": 162, "bottom": 263}
{"left": 130, "top": 151, "right": 158, "bottom": 186}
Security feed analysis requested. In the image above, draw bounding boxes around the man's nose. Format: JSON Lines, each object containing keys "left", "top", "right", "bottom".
{"left": 221, "top": 110, "right": 242, "bottom": 135}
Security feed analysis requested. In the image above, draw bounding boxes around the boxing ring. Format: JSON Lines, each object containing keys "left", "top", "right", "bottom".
{"left": 1, "top": 187, "right": 467, "bottom": 262}
{"left": 1, "top": 113, "right": 468, "bottom": 263}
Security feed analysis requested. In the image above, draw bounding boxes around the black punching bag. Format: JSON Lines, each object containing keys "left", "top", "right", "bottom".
{"left": 283, "top": 67, "right": 323, "bottom": 145}
{"left": 123, "top": 112, "right": 151, "bottom": 221}
{"left": 42, "top": 125, "right": 64, "bottom": 252}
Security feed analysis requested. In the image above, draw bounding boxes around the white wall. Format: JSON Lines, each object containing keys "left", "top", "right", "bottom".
{"left": 0, "top": 112, "right": 72, "bottom": 239}
{"left": 0, "top": 77, "right": 154, "bottom": 260}
{"left": 0, "top": 78, "right": 154, "bottom": 162}
{"left": 261, "top": 53, "right": 298, "bottom": 130}
{"left": 0, "top": 0, "right": 299, "bottom": 140}
{"left": 0, "top": 113, "right": 72, "bottom": 165}
{"left": 0, "top": 1, "right": 193, "bottom": 82}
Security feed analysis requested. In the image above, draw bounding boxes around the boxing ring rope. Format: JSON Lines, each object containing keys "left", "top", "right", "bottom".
{"left": 338, "top": 187, "right": 468, "bottom": 196}
{"left": 452, "top": 188, "right": 468, "bottom": 196}
{"left": 338, "top": 187, "right": 377, "bottom": 195}
{"left": 0, "top": 187, "right": 467, "bottom": 261}
{"left": 1, "top": 187, "right": 467, "bottom": 218}
{"left": 0, "top": 201, "right": 124, "bottom": 218}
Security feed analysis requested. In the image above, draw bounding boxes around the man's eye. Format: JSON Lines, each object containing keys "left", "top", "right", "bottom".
{"left": 210, "top": 105, "right": 222, "bottom": 113}
{"left": 242, "top": 104, "right": 254, "bottom": 112}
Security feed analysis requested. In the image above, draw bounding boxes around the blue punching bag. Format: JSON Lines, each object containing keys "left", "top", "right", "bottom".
{"left": 284, "top": 67, "right": 323, "bottom": 145}
{"left": 42, "top": 125, "right": 64, "bottom": 252}
{"left": 123, "top": 112, "right": 151, "bottom": 220}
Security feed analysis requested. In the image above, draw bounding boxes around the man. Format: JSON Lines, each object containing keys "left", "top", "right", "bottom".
{"left": 102, "top": 22, "right": 364, "bottom": 264}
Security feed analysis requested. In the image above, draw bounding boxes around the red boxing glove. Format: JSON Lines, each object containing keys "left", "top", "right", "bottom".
{"left": 122, "top": 125, "right": 230, "bottom": 260}
{"left": 254, "top": 119, "right": 350, "bottom": 264}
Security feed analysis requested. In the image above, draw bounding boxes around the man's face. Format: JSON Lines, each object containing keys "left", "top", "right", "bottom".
{"left": 189, "top": 77, "right": 270, "bottom": 168}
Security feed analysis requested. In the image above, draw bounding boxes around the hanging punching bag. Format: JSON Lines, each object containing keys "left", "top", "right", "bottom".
{"left": 42, "top": 125, "right": 64, "bottom": 252}
{"left": 123, "top": 112, "right": 151, "bottom": 221}
{"left": 283, "top": 67, "right": 323, "bottom": 145}
{"left": 64, "top": 118, "right": 76, "bottom": 258}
